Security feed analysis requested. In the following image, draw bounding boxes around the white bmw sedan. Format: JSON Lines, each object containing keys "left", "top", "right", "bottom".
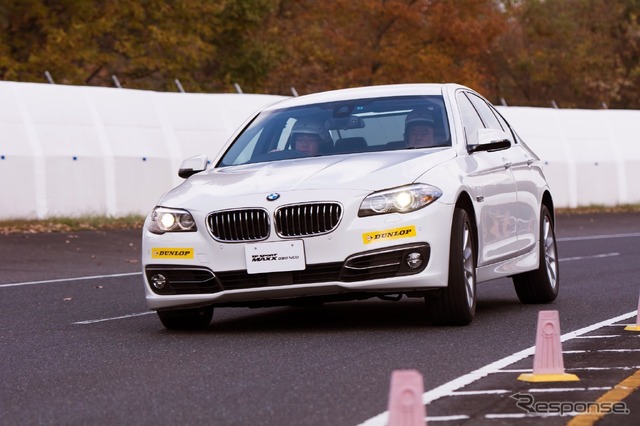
{"left": 142, "top": 84, "right": 559, "bottom": 329}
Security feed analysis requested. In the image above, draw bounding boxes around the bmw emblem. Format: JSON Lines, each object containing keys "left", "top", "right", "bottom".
{"left": 266, "top": 193, "right": 280, "bottom": 201}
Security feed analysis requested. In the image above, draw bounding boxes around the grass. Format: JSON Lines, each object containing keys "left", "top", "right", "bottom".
{"left": 0, "top": 215, "right": 145, "bottom": 235}
{"left": 555, "top": 204, "right": 640, "bottom": 215}
{"left": 1, "top": 205, "right": 639, "bottom": 234}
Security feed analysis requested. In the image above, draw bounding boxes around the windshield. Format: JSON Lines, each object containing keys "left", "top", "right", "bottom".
{"left": 217, "top": 95, "right": 450, "bottom": 167}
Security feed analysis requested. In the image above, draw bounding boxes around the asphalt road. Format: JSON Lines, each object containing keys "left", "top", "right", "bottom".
{"left": 1, "top": 213, "right": 639, "bottom": 425}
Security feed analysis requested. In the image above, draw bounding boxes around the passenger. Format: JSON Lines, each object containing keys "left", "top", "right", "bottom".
{"left": 290, "top": 120, "right": 328, "bottom": 156}
{"left": 404, "top": 109, "right": 438, "bottom": 148}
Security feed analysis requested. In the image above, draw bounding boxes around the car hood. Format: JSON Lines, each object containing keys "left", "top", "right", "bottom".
{"left": 161, "top": 148, "right": 456, "bottom": 203}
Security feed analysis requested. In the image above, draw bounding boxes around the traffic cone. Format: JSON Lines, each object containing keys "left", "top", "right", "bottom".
{"left": 518, "top": 310, "right": 579, "bottom": 382}
{"left": 387, "top": 370, "right": 427, "bottom": 426}
{"left": 624, "top": 291, "right": 640, "bottom": 331}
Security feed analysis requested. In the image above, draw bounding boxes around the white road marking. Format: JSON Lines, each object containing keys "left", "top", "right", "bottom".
{"left": 356, "top": 310, "right": 637, "bottom": 426}
{"left": 500, "top": 366, "right": 640, "bottom": 373}
{"left": 450, "top": 390, "right": 511, "bottom": 396}
{"left": 558, "top": 232, "right": 640, "bottom": 242}
{"left": 564, "top": 349, "right": 640, "bottom": 353}
{"left": 426, "top": 415, "right": 469, "bottom": 421}
{"left": 527, "top": 387, "right": 611, "bottom": 393}
{"left": 0, "top": 272, "right": 141, "bottom": 288}
{"left": 567, "top": 366, "right": 640, "bottom": 371}
{"left": 486, "top": 412, "right": 579, "bottom": 419}
{"left": 451, "top": 387, "right": 613, "bottom": 396}
{"left": 574, "top": 335, "right": 620, "bottom": 339}
{"left": 559, "top": 252, "right": 619, "bottom": 262}
{"left": 73, "top": 311, "right": 154, "bottom": 324}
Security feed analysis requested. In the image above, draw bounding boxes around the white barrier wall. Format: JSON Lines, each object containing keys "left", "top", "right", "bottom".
{"left": 0, "top": 81, "right": 285, "bottom": 219}
{"left": 1, "top": 81, "right": 639, "bottom": 220}
{"left": 497, "top": 107, "right": 640, "bottom": 208}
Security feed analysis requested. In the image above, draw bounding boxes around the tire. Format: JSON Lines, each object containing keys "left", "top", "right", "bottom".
{"left": 512, "top": 204, "right": 559, "bottom": 304}
{"left": 157, "top": 306, "right": 214, "bottom": 330}
{"left": 426, "top": 208, "right": 477, "bottom": 325}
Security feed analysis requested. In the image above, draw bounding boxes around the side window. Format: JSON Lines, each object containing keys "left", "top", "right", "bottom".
{"left": 456, "top": 92, "right": 484, "bottom": 146}
{"left": 467, "top": 93, "right": 503, "bottom": 131}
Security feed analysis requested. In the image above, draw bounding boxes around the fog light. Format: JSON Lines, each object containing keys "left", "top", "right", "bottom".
{"left": 151, "top": 274, "right": 167, "bottom": 290}
{"left": 405, "top": 252, "right": 423, "bottom": 269}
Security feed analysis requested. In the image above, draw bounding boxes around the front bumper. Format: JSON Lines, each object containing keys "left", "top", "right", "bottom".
{"left": 146, "top": 241, "right": 429, "bottom": 293}
{"left": 142, "top": 197, "right": 454, "bottom": 310}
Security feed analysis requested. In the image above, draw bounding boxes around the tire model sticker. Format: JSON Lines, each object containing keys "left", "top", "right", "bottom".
{"left": 151, "top": 248, "right": 194, "bottom": 259}
{"left": 362, "top": 225, "right": 417, "bottom": 244}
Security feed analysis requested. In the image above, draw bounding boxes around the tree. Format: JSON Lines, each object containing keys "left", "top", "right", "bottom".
{"left": 1, "top": 0, "right": 638, "bottom": 108}
{"left": 259, "top": 0, "right": 508, "bottom": 97}
{"left": 0, "top": 0, "right": 275, "bottom": 92}
{"left": 492, "top": 0, "right": 640, "bottom": 108}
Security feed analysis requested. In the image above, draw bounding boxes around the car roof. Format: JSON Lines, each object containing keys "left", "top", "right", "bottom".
{"left": 262, "top": 83, "right": 467, "bottom": 111}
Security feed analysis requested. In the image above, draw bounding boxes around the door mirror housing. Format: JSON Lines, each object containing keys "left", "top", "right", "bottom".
{"left": 178, "top": 154, "right": 209, "bottom": 179}
{"left": 468, "top": 128, "right": 511, "bottom": 153}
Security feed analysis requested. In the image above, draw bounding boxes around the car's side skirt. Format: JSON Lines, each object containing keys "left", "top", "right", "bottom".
{"left": 476, "top": 242, "right": 539, "bottom": 283}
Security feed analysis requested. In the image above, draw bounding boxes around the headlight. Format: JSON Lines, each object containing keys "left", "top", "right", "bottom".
{"left": 148, "top": 207, "right": 197, "bottom": 234}
{"left": 358, "top": 184, "right": 442, "bottom": 217}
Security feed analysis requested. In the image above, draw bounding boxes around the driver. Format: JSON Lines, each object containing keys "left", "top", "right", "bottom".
{"left": 290, "top": 120, "right": 329, "bottom": 156}
{"left": 404, "top": 109, "right": 438, "bottom": 148}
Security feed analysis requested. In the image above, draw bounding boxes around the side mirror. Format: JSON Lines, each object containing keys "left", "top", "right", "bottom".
{"left": 468, "top": 128, "right": 511, "bottom": 153}
{"left": 178, "top": 154, "right": 209, "bottom": 179}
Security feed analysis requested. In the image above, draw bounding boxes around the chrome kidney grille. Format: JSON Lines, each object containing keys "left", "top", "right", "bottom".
{"left": 275, "top": 202, "right": 342, "bottom": 237}
{"left": 206, "top": 203, "right": 342, "bottom": 242}
{"left": 207, "top": 208, "right": 270, "bottom": 242}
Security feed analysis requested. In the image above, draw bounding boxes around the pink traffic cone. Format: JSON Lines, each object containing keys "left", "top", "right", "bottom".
{"left": 624, "top": 291, "right": 640, "bottom": 331}
{"left": 388, "top": 370, "right": 427, "bottom": 426}
{"left": 518, "top": 310, "right": 579, "bottom": 382}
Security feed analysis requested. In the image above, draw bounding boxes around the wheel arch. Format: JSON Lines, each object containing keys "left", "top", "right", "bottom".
{"left": 454, "top": 191, "right": 478, "bottom": 263}
{"left": 541, "top": 190, "right": 555, "bottom": 225}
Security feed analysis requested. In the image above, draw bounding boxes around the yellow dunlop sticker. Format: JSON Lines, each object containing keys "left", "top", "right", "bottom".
{"left": 362, "top": 225, "right": 417, "bottom": 245}
{"left": 151, "top": 248, "right": 194, "bottom": 259}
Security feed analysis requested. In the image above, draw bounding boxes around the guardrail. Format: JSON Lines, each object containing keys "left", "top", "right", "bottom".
{"left": 1, "top": 81, "right": 638, "bottom": 219}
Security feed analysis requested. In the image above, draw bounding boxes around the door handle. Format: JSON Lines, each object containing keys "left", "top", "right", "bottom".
{"left": 504, "top": 162, "right": 512, "bottom": 169}
{"left": 527, "top": 159, "right": 534, "bottom": 166}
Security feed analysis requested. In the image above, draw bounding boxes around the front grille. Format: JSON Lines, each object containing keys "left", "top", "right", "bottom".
{"left": 275, "top": 203, "right": 342, "bottom": 237}
{"left": 216, "top": 263, "right": 343, "bottom": 291}
{"left": 207, "top": 208, "right": 270, "bottom": 242}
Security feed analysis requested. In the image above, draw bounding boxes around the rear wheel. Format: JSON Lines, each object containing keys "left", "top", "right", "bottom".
{"left": 512, "top": 204, "right": 559, "bottom": 303}
{"left": 157, "top": 306, "right": 214, "bottom": 330}
{"left": 426, "top": 208, "right": 476, "bottom": 325}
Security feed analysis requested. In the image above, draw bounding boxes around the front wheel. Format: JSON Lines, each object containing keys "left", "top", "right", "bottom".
{"left": 512, "top": 204, "right": 559, "bottom": 303}
{"left": 426, "top": 208, "right": 477, "bottom": 325}
{"left": 157, "top": 306, "right": 214, "bottom": 330}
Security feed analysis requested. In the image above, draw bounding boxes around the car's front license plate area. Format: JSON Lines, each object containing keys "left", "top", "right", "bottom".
{"left": 244, "top": 240, "right": 306, "bottom": 274}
